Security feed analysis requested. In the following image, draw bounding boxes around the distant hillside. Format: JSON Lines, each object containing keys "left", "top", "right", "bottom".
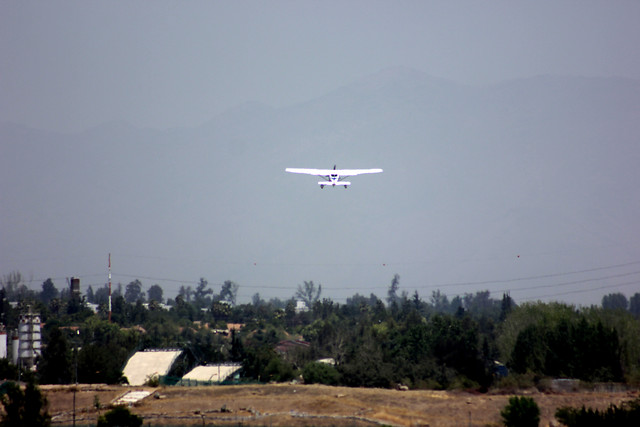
{"left": 2, "top": 70, "right": 639, "bottom": 304}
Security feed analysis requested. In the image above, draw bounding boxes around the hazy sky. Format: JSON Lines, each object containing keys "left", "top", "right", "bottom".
{"left": 3, "top": 1, "right": 640, "bottom": 132}
{"left": 3, "top": 1, "right": 640, "bottom": 307}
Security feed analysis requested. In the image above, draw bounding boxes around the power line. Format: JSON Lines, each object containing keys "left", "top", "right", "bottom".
{"left": 493, "top": 269, "right": 640, "bottom": 295}
{"left": 521, "top": 279, "right": 640, "bottom": 302}
{"left": 116, "top": 259, "right": 640, "bottom": 291}
{"left": 416, "top": 260, "right": 640, "bottom": 288}
{"left": 15, "top": 259, "right": 640, "bottom": 305}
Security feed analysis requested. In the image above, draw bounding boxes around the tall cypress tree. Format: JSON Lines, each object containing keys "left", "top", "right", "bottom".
{"left": 38, "top": 327, "right": 72, "bottom": 384}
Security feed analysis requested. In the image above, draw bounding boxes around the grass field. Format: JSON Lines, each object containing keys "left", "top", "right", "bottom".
{"left": 42, "top": 383, "right": 638, "bottom": 426}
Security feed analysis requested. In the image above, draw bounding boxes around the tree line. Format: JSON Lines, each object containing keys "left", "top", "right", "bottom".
{"left": 1, "top": 271, "right": 639, "bottom": 391}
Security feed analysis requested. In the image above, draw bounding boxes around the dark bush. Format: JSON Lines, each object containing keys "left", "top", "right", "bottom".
{"left": 501, "top": 396, "right": 540, "bottom": 427}
{"left": 555, "top": 398, "right": 640, "bottom": 426}
{"left": 302, "top": 362, "right": 341, "bottom": 385}
{"left": 97, "top": 405, "right": 143, "bottom": 427}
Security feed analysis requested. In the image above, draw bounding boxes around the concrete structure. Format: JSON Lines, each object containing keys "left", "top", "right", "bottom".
{"left": 70, "top": 277, "right": 81, "bottom": 297}
{"left": 112, "top": 390, "right": 153, "bottom": 406}
{"left": 122, "top": 349, "right": 183, "bottom": 386}
{"left": 11, "top": 334, "right": 19, "bottom": 365}
{"left": 181, "top": 363, "right": 241, "bottom": 384}
{"left": 18, "top": 311, "right": 41, "bottom": 369}
{"left": 0, "top": 329, "right": 6, "bottom": 359}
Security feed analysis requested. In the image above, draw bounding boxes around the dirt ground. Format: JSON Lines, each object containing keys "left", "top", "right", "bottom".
{"left": 42, "top": 383, "right": 638, "bottom": 427}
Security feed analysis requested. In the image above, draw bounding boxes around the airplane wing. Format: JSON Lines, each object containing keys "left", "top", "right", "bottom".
{"left": 285, "top": 168, "right": 383, "bottom": 177}
{"left": 334, "top": 168, "right": 383, "bottom": 177}
{"left": 285, "top": 168, "right": 335, "bottom": 176}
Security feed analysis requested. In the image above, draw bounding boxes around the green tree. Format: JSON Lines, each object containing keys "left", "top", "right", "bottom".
{"left": 510, "top": 324, "right": 546, "bottom": 374}
{"left": 194, "top": 278, "right": 213, "bottom": 309}
{"left": 39, "top": 278, "right": 58, "bottom": 304}
{"left": 628, "top": 293, "right": 640, "bottom": 318}
{"left": 499, "top": 293, "right": 515, "bottom": 322}
{"left": 339, "top": 325, "right": 395, "bottom": 388}
{"left": 571, "top": 319, "right": 622, "bottom": 382}
{"left": 110, "top": 295, "right": 128, "bottom": 325}
{"left": 602, "top": 293, "right": 628, "bottom": 311}
{"left": 85, "top": 285, "right": 95, "bottom": 303}
{"left": 0, "top": 359, "right": 19, "bottom": 381}
{"left": 78, "top": 319, "right": 139, "bottom": 384}
{"left": 508, "top": 313, "right": 623, "bottom": 382}
{"left": 463, "top": 290, "right": 498, "bottom": 318}
{"left": 556, "top": 398, "right": 640, "bottom": 426}
{"left": 428, "top": 314, "right": 486, "bottom": 386}
{"left": 124, "top": 280, "right": 144, "bottom": 304}
{"left": 302, "top": 362, "right": 341, "bottom": 385}
{"left": 172, "top": 294, "right": 196, "bottom": 321}
{"left": 242, "top": 346, "right": 294, "bottom": 382}
{"left": 501, "top": 396, "right": 540, "bottom": 427}
{"left": 220, "top": 280, "right": 239, "bottom": 306}
{"left": 252, "top": 292, "right": 264, "bottom": 307}
{"left": 296, "top": 281, "right": 322, "bottom": 308}
{"left": 0, "top": 271, "right": 24, "bottom": 301}
{"left": 146, "top": 284, "right": 164, "bottom": 303}
{"left": 93, "top": 285, "right": 110, "bottom": 305}
{"left": 0, "top": 381, "right": 51, "bottom": 427}
{"left": 211, "top": 301, "right": 231, "bottom": 321}
{"left": 38, "top": 327, "right": 72, "bottom": 384}
{"left": 0, "top": 288, "right": 16, "bottom": 327}
{"left": 178, "top": 285, "right": 193, "bottom": 303}
{"left": 496, "top": 301, "right": 576, "bottom": 366}
{"left": 386, "top": 274, "right": 400, "bottom": 306}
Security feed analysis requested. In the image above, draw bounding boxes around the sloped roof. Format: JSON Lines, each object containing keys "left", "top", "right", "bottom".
{"left": 182, "top": 364, "right": 241, "bottom": 383}
{"left": 122, "top": 349, "right": 182, "bottom": 386}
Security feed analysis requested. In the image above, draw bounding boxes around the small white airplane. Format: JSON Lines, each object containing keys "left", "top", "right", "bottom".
{"left": 285, "top": 165, "right": 383, "bottom": 188}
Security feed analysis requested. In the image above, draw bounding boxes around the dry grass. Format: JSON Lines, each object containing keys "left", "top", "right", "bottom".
{"left": 42, "top": 383, "right": 639, "bottom": 426}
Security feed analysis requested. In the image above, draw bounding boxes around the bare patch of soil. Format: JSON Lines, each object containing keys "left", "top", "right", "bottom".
{"left": 42, "top": 383, "right": 639, "bottom": 426}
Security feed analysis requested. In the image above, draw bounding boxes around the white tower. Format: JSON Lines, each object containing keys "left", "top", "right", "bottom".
{"left": 11, "top": 334, "right": 19, "bottom": 365}
{"left": 18, "top": 310, "right": 41, "bottom": 369}
{"left": 0, "top": 329, "right": 6, "bottom": 359}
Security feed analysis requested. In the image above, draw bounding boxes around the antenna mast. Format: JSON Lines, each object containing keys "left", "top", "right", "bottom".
{"left": 108, "top": 253, "right": 112, "bottom": 322}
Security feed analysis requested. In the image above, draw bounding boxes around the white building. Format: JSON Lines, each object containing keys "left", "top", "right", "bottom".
{"left": 295, "top": 300, "right": 308, "bottom": 313}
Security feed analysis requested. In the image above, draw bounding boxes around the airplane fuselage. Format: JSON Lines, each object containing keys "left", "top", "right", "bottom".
{"left": 319, "top": 173, "right": 351, "bottom": 188}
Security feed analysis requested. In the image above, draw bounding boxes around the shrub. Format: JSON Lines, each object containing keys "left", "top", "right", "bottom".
{"left": 555, "top": 398, "right": 640, "bottom": 426}
{"left": 97, "top": 405, "right": 143, "bottom": 427}
{"left": 302, "top": 362, "right": 341, "bottom": 386}
{"left": 501, "top": 396, "right": 540, "bottom": 427}
{"left": 492, "top": 373, "right": 537, "bottom": 393}
{"left": 145, "top": 374, "right": 160, "bottom": 387}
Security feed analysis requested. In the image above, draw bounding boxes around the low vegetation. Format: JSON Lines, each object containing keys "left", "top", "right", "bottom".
{"left": 97, "top": 406, "right": 143, "bottom": 427}
{"left": 501, "top": 396, "right": 540, "bottom": 427}
{"left": 555, "top": 398, "right": 640, "bottom": 426}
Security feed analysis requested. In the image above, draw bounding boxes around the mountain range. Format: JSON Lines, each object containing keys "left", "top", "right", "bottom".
{"left": 2, "top": 68, "right": 640, "bottom": 305}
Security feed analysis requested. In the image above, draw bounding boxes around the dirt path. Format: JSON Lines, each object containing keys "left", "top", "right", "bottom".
{"left": 42, "top": 383, "right": 638, "bottom": 426}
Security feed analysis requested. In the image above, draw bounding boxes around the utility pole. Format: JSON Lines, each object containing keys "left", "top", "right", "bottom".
{"left": 73, "top": 329, "right": 79, "bottom": 427}
{"left": 108, "top": 253, "right": 112, "bottom": 322}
